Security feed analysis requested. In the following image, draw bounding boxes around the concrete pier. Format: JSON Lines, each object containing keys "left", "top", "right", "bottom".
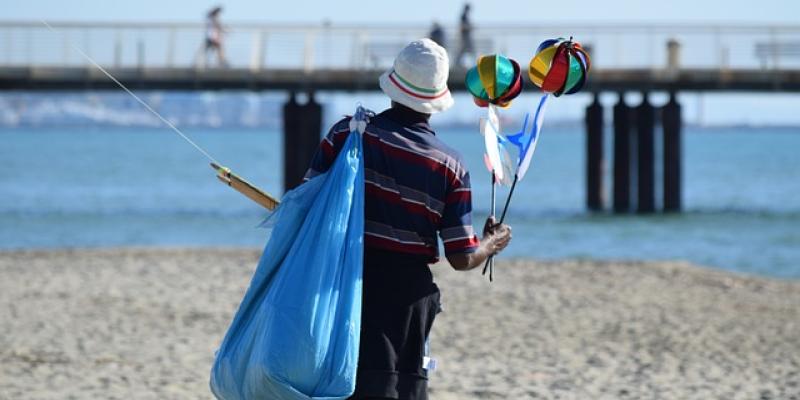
{"left": 663, "top": 93, "right": 683, "bottom": 212}
{"left": 636, "top": 94, "right": 656, "bottom": 214}
{"left": 585, "top": 94, "right": 605, "bottom": 211}
{"left": 613, "top": 94, "right": 633, "bottom": 213}
{"left": 282, "top": 92, "right": 322, "bottom": 191}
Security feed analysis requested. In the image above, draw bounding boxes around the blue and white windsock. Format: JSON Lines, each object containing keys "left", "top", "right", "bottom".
{"left": 506, "top": 93, "right": 550, "bottom": 181}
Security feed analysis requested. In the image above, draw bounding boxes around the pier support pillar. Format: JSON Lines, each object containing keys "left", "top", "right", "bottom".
{"left": 636, "top": 93, "right": 656, "bottom": 214}
{"left": 612, "top": 93, "right": 632, "bottom": 213}
{"left": 585, "top": 93, "right": 604, "bottom": 211}
{"left": 663, "top": 92, "right": 682, "bottom": 212}
{"left": 283, "top": 92, "right": 323, "bottom": 191}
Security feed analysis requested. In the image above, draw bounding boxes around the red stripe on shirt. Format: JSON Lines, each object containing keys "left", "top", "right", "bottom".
{"left": 366, "top": 182, "right": 441, "bottom": 223}
{"left": 446, "top": 189, "right": 471, "bottom": 204}
{"left": 363, "top": 133, "right": 459, "bottom": 185}
{"left": 443, "top": 236, "right": 480, "bottom": 253}
{"left": 365, "top": 234, "right": 437, "bottom": 257}
{"left": 320, "top": 139, "right": 335, "bottom": 159}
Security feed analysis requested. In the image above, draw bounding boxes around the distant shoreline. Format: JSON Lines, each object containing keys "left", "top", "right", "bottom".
{"left": 3, "top": 121, "right": 799, "bottom": 130}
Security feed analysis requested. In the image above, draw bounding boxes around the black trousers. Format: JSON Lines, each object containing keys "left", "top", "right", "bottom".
{"left": 348, "top": 248, "right": 441, "bottom": 400}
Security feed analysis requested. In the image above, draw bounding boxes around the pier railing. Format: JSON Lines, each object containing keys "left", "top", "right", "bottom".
{"left": 2, "top": 21, "right": 800, "bottom": 71}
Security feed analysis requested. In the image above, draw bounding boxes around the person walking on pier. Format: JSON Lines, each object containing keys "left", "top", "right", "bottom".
{"left": 428, "top": 21, "right": 446, "bottom": 49}
{"left": 198, "top": 6, "right": 228, "bottom": 68}
{"left": 304, "top": 38, "right": 512, "bottom": 399}
{"left": 455, "top": 3, "right": 475, "bottom": 67}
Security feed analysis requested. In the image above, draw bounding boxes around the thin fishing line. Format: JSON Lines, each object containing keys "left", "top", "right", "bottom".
{"left": 41, "top": 20, "right": 221, "bottom": 165}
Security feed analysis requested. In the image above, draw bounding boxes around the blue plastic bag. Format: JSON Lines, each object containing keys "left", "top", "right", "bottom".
{"left": 210, "top": 108, "right": 368, "bottom": 400}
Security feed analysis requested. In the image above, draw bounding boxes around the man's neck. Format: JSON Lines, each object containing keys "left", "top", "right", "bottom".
{"left": 390, "top": 102, "right": 431, "bottom": 122}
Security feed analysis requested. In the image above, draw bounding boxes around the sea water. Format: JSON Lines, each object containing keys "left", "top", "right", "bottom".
{"left": 0, "top": 126, "right": 798, "bottom": 278}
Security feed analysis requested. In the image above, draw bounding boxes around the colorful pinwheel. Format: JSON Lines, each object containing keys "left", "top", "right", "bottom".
{"left": 529, "top": 36, "right": 591, "bottom": 97}
{"left": 466, "top": 53, "right": 524, "bottom": 187}
{"left": 465, "top": 54, "right": 524, "bottom": 280}
{"left": 466, "top": 54, "right": 524, "bottom": 108}
{"left": 465, "top": 54, "right": 523, "bottom": 187}
{"left": 501, "top": 36, "right": 592, "bottom": 214}
{"left": 482, "top": 37, "right": 591, "bottom": 279}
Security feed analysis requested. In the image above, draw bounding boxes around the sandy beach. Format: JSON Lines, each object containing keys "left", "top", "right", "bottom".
{"left": 1, "top": 248, "right": 798, "bottom": 400}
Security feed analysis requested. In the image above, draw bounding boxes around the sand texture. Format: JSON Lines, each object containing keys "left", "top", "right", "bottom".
{"left": 1, "top": 248, "right": 798, "bottom": 399}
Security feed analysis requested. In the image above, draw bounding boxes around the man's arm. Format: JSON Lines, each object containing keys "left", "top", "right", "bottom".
{"left": 303, "top": 118, "right": 352, "bottom": 181}
{"left": 446, "top": 217, "right": 512, "bottom": 271}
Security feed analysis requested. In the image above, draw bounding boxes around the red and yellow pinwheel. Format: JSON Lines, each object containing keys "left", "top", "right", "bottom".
{"left": 529, "top": 37, "right": 591, "bottom": 96}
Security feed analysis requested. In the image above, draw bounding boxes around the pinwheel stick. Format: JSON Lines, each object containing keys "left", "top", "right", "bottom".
{"left": 482, "top": 171, "right": 498, "bottom": 280}
{"left": 490, "top": 170, "right": 497, "bottom": 218}
{"left": 482, "top": 173, "right": 519, "bottom": 278}
{"left": 498, "top": 174, "right": 519, "bottom": 224}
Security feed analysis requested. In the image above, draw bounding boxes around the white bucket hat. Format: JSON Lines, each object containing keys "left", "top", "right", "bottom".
{"left": 379, "top": 38, "right": 454, "bottom": 114}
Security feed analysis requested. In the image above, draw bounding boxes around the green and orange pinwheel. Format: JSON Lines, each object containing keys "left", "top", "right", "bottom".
{"left": 465, "top": 54, "right": 524, "bottom": 108}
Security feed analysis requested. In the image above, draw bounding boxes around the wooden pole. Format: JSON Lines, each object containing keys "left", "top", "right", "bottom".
{"left": 282, "top": 91, "right": 323, "bottom": 191}
{"left": 663, "top": 92, "right": 682, "bottom": 212}
{"left": 282, "top": 92, "right": 301, "bottom": 191}
{"left": 585, "top": 93, "right": 604, "bottom": 211}
{"left": 612, "top": 93, "right": 632, "bottom": 213}
{"left": 636, "top": 92, "right": 656, "bottom": 213}
{"left": 211, "top": 163, "right": 280, "bottom": 210}
{"left": 302, "top": 91, "right": 323, "bottom": 179}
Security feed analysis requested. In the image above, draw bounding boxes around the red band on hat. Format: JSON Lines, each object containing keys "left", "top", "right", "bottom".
{"left": 388, "top": 72, "right": 450, "bottom": 100}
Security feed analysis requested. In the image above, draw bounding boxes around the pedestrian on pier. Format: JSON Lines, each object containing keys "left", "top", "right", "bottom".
{"left": 198, "top": 6, "right": 228, "bottom": 68}
{"left": 455, "top": 3, "right": 475, "bottom": 67}
{"left": 429, "top": 21, "right": 446, "bottom": 49}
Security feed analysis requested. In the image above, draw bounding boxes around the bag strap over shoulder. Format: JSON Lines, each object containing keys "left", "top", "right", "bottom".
{"left": 349, "top": 106, "right": 374, "bottom": 135}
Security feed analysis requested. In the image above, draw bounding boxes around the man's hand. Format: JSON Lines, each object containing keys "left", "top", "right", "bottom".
{"left": 483, "top": 216, "right": 497, "bottom": 236}
{"left": 483, "top": 216, "right": 512, "bottom": 255}
{"left": 446, "top": 217, "right": 512, "bottom": 271}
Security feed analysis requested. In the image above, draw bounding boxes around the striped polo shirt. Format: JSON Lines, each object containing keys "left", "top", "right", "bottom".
{"left": 304, "top": 106, "right": 480, "bottom": 263}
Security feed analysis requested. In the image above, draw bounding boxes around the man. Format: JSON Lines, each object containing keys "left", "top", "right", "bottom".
{"left": 455, "top": 3, "right": 474, "bottom": 67}
{"left": 304, "top": 39, "right": 512, "bottom": 400}
{"left": 202, "top": 6, "right": 228, "bottom": 68}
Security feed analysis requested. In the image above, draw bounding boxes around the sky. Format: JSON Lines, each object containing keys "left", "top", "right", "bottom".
{"left": 3, "top": 0, "right": 800, "bottom": 126}
{"left": 5, "top": 0, "right": 799, "bottom": 25}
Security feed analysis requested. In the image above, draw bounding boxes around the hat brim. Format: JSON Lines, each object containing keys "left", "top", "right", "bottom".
{"left": 379, "top": 70, "right": 454, "bottom": 114}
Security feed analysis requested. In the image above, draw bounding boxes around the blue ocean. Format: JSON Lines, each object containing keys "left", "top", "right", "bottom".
{"left": 1, "top": 125, "right": 798, "bottom": 278}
